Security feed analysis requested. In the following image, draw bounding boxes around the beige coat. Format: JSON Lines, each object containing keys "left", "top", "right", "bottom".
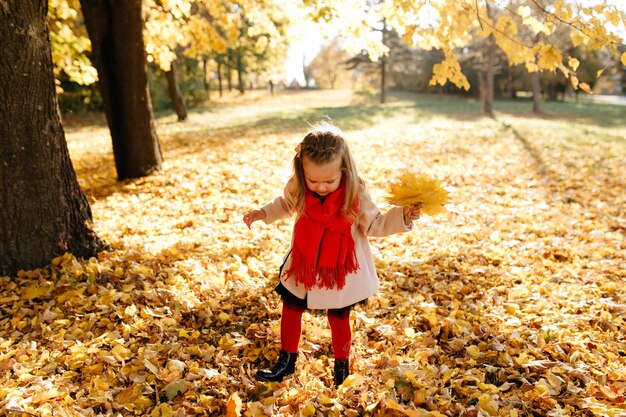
{"left": 262, "top": 178, "right": 412, "bottom": 309}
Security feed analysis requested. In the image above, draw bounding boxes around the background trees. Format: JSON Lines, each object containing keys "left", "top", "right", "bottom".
{"left": 2, "top": 0, "right": 624, "bottom": 275}
{"left": 307, "top": 0, "right": 625, "bottom": 113}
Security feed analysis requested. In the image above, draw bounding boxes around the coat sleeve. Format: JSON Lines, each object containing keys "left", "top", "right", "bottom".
{"left": 261, "top": 177, "right": 297, "bottom": 224}
{"left": 357, "top": 182, "right": 412, "bottom": 237}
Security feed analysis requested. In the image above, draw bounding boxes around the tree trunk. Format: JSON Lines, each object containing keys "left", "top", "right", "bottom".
{"left": 218, "top": 62, "right": 223, "bottom": 97}
{"left": 483, "top": 3, "right": 495, "bottom": 116}
{"left": 484, "top": 34, "right": 495, "bottom": 116}
{"left": 531, "top": 71, "right": 542, "bottom": 113}
{"left": 477, "top": 70, "right": 486, "bottom": 102}
{"left": 165, "top": 58, "right": 188, "bottom": 122}
{"left": 80, "top": 0, "right": 163, "bottom": 180}
{"left": 508, "top": 70, "right": 516, "bottom": 99}
{"left": 227, "top": 52, "right": 233, "bottom": 92}
{"left": 380, "top": 19, "right": 387, "bottom": 104}
{"left": 236, "top": 51, "right": 245, "bottom": 94}
{"left": 0, "top": 1, "right": 103, "bottom": 276}
{"left": 380, "top": 58, "right": 386, "bottom": 104}
{"left": 202, "top": 56, "right": 211, "bottom": 99}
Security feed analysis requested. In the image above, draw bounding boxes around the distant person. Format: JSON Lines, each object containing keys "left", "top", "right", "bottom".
{"left": 243, "top": 122, "right": 422, "bottom": 386}
{"left": 268, "top": 80, "right": 274, "bottom": 95}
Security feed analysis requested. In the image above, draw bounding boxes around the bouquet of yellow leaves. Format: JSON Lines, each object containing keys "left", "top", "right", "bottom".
{"left": 385, "top": 171, "right": 449, "bottom": 216}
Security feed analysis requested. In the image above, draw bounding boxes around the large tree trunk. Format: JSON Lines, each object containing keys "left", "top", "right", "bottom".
{"left": 80, "top": 0, "right": 163, "bottom": 180}
{"left": 0, "top": 1, "right": 103, "bottom": 276}
{"left": 165, "top": 58, "right": 188, "bottom": 122}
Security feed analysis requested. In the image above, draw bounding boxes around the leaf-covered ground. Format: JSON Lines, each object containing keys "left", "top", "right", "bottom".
{"left": 1, "top": 90, "right": 625, "bottom": 416}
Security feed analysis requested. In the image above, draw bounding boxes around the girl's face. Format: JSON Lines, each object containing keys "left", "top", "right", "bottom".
{"left": 302, "top": 155, "right": 343, "bottom": 196}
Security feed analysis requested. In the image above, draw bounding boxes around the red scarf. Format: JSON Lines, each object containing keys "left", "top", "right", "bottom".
{"left": 285, "top": 181, "right": 359, "bottom": 290}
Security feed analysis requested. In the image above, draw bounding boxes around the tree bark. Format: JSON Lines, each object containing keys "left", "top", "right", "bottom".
{"left": 531, "top": 71, "right": 542, "bottom": 113}
{"left": 217, "top": 62, "right": 224, "bottom": 97}
{"left": 80, "top": 0, "right": 163, "bottom": 180}
{"left": 0, "top": 0, "right": 103, "bottom": 276}
{"left": 236, "top": 50, "right": 245, "bottom": 94}
{"left": 477, "top": 70, "right": 486, "bottom": 102}
{"left": 483, "top": 3, "right": 495, "bottom": 116}
{"left": 227, "top": 52, "right": 233, "bottom": 92}
{"left": 380, "top": 19, "right": 387, "bottom": 104}
{"left": 484, "top": 34, "right": 495, "bottom": 116}
{"left": 202, "top": 56, "right": 211, "bottom": 99}
{"left": 165, "top": 58, "right": 188, "bottom": 122}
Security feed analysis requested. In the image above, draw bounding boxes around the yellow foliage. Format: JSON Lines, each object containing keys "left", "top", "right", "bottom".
{"left": 429, "top": 55, "right": 470, "bottom": 91}
{"left": 385, "top": 171, "right": 448, "bottom": 216}
{"left": 568, "top": 57, "right": 580, "bottom": 71}
{"left": 536, "top": 43, "right": 562, "bottom": 72}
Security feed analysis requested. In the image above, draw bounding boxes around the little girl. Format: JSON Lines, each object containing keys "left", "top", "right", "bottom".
{"left": 243, "top": 122, "right": 421, "bottom": 386}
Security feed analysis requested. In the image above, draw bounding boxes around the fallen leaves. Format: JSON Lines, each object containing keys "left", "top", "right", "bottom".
{"left": 0, "top": 90, "right": 624, "bottom": 416}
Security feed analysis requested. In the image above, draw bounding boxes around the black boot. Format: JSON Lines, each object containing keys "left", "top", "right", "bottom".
{"left": 256, "top": 350, "right": 298, "bottom": 382}
{"left": 334, "top": 358, "right": 350, "bottom": 386}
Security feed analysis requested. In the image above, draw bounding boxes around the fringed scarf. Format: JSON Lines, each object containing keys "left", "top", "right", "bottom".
{"left": 285, "top": 181, "right": 359, "bottom": 290}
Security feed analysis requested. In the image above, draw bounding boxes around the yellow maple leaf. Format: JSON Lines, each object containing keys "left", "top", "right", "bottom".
{"left": 152, "top": 403, "right": 173, "bottom": 417}
{"left": 570, "top": 30, "right": 586, "bottom": 47}
{"left": 57, "top": 288, "right": 84, "bottom": 302}
{"left": 115, "top": 383, "right": 153, "bottom": 412}
{"left": 300, "top": 404, "right": 316, "bottom": 416}
{"left": 385, "top": 171, "right": 449, "bottom": 216}
{"left": 22, "top": 286, "right": 49, "bottom": 300}
{"left": 537, "top": 44, "right": 562, "bottom": 72}
{"left": 225, "top": 392, "right": 242, "bottom": 417}
{"left": 621, "top": 51, "right": 626, "bottom": 66}
{"left": 386, "top": 398, "right": 445, "bottom": 416}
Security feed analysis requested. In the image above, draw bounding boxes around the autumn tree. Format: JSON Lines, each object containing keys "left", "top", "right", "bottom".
{"left": 79, "top": 0, "right": 163, "bottom": 180}
{"left": 144, "top": 0, "right": 193, "bottom": 121}
{"left": 388, "top": 1, "right": 625, "bottom": 110}
{"left": 0, "top": 1, "right": 103, "bottom": 276}
{"left": 310, "top": 0, "right": 625, "bottom": 113}
{"left": 306, "top": 39, "right": 353, "bottom": 89}
{"left": 48, "top": 0, "right": 97, "bottom": 87}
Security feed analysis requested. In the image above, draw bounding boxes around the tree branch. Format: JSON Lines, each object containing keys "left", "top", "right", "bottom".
{"left": 462, "top": 2, "right": 534, "bottom": 50}
{"left": 528, "top": 0, "right": 622, "bottom": 46}
{"left": 475, "top": 0, "right": 484, "bottom": 30}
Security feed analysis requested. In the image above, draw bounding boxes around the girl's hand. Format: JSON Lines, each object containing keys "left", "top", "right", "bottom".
{"left": 403, "top": 203, "right": 422, "bottom": 223}
{"left": 243, "top": 209, "right": 266, "bottom": 229}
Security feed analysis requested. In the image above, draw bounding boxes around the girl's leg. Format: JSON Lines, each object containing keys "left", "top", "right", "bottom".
{"left": 281, "top": 301, "right": 305, "bottom": 353}
{"left": 327, "top": 306, "right": 352, "bottom": 386}
{"left": 327, "top": 306, "right": 351, "bottom": 359}
{"left": 256, "top": 301, "right": 304, "bottom": 382}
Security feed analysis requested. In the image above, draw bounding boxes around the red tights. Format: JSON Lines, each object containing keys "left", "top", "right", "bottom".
{"left": 280, "top": 302, "right": 351, "bottom": 360}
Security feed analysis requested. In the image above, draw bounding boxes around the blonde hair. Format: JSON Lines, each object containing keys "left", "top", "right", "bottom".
{"left": 291, "top": 122, "right": 361, "bottom": 221}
